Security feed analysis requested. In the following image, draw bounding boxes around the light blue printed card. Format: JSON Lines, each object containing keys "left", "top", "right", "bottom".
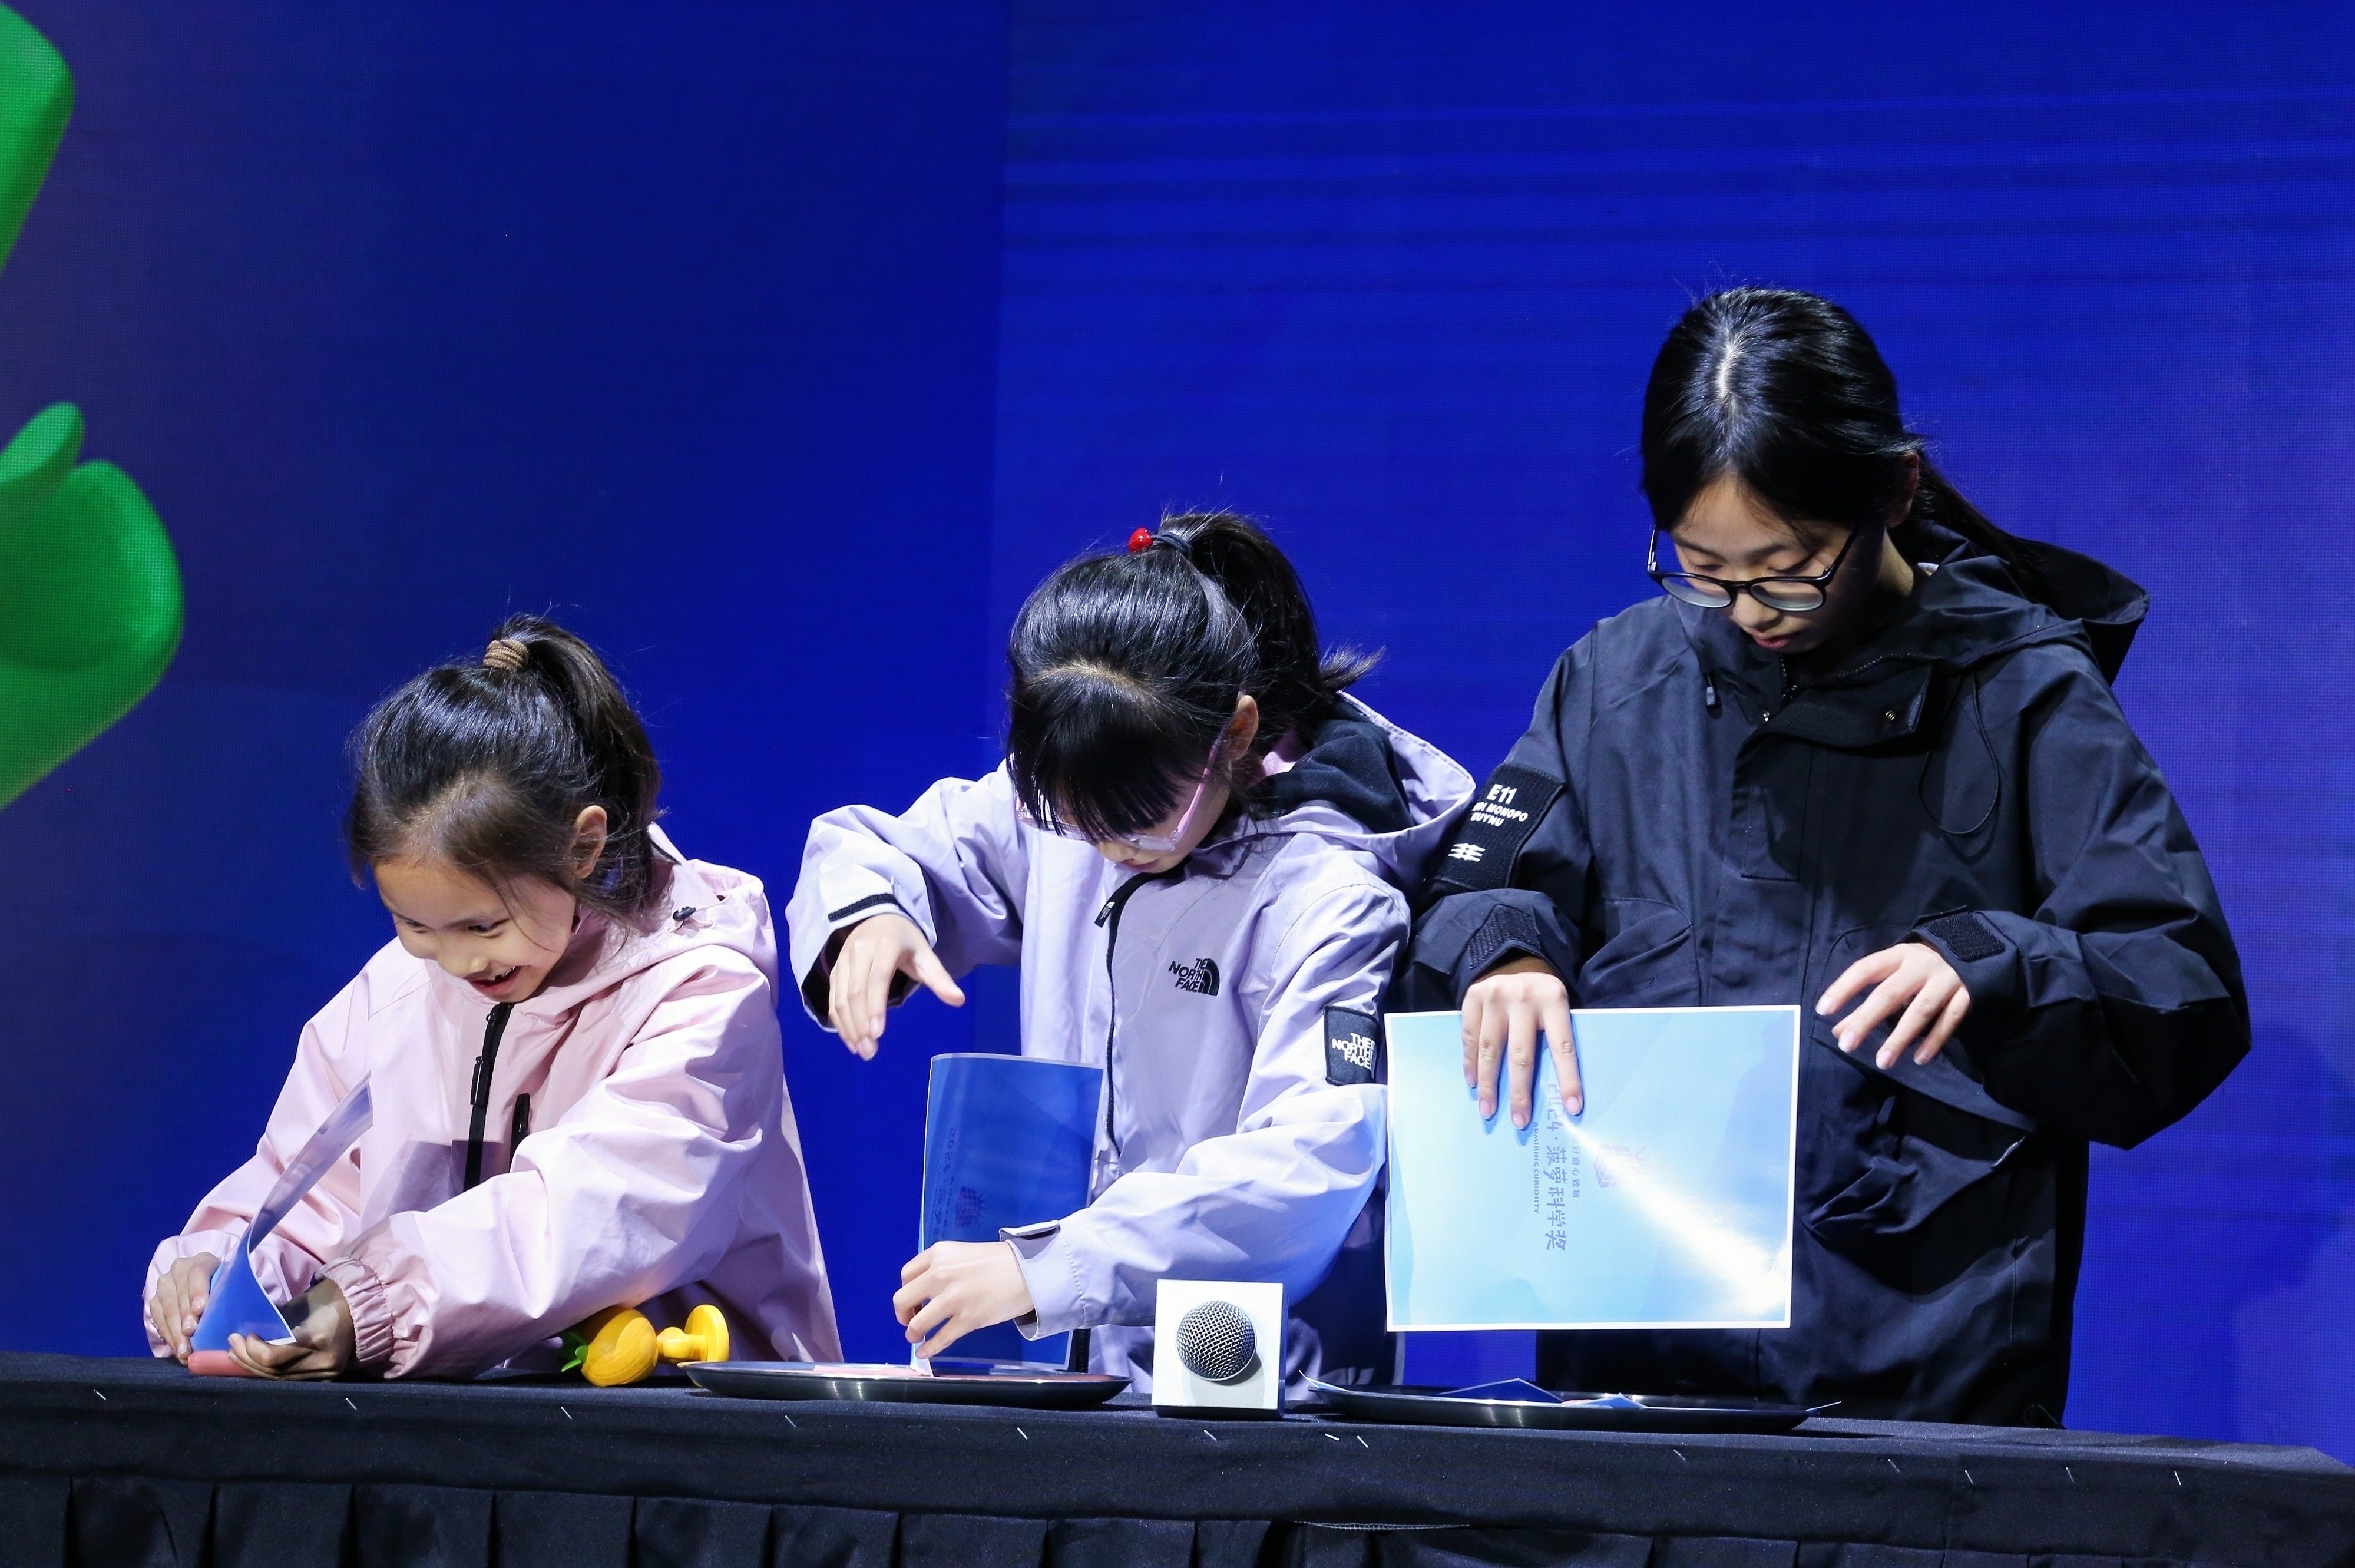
{"left": 1384, "top": 1007, "right": 1800, "bottom": 1332}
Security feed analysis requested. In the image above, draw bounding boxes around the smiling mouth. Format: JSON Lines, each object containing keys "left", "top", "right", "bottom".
{"left": 470, "top": 964, "right": 521, "bottom": 991}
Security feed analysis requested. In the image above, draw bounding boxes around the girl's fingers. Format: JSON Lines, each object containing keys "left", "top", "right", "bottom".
{"left": 158, "top": 1282, "right": 191, "bottom": 1354}
{"left": 859, "top": 944, "right": 898, "bottom": 1056}
{"left": 1835, "top": 970, "right": 1920, "bottom": 1053}
{"left": 1461, "top": 990, "right": 1488, "bottom": 1089}
{"left": 1916, "top": 987, "right": 1971, "bottom": 1065}
{"left": 917, "top": 1309, "right": 977, "bottom": 1361}
{"left": 1877, "top": 973, "right": 1953, "bottom": 1069}
{"left": 908, "top": 944, "right": 967, "bottom": 1009}
{"left": 829, "top": 945, "right": 867, "bottom": 1047}
{"left": 1817, "top": 949, "right": 1901, "bottom": 1018}
{"left": 1543, "top": 997, "right": 1581, "bottom": 1116}
{"left": 1474, "top": 1007, "right": 1507, "bottom": 1119}
{"left": 1505, "top": 1003, "right": 1540, "bottom": 1129}
{"left": 903, "top": 1291, "right": 953, "bottom": 1344}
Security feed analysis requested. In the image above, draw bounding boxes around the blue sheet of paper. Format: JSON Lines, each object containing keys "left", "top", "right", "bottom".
{"left": 917, "top": 1053, "right": 1102, "bottom": 1365}
{"left": 1384, "top": 1007, "right": 1799, "bottom": 1332}
{"left": 191, "top": 1076, "right": 374, "bottom": 1351}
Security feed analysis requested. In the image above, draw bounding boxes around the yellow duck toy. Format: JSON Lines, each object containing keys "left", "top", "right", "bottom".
{"left": 563, "top": 1303, "right": 730, "bottom": 1387}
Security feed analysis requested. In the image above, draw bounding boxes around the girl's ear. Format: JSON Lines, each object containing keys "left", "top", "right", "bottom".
{"left": 571, "top": 805, "right": 610, "bottom": 881}
{"left": 1891, "top": 451, "right": 1921, "bottom": 527}
{"left": 1227, "top": 694, "right": 1262, "bottom": 757}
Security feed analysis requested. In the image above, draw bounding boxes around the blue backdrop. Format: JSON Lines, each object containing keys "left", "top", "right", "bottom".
{"left": 1, "top": 1, "right": 2348, "bottom": 1457}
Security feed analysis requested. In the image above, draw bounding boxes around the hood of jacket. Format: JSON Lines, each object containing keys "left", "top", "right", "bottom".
{"left": 1240, "top": 695, "right": 1474, "bottom": 885}
{"left": 448, "top": 824, "right": 780, "bottom": 1025}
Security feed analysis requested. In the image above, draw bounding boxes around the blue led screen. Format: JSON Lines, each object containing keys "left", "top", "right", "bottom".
{"left": 0, "top": 0, "right": 2347, "bottom": 1457}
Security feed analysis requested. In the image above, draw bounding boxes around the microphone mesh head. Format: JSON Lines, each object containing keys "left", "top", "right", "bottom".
{"left": 1175, "top": 1299, "right": 1258, "bottom": 1384}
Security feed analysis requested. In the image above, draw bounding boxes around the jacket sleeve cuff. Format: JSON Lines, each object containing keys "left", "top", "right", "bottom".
{"left": 1001, "top": 1221, "right": 1090, "bottom": 1339}
{"left": 1458, "top": 904, "right": 1553, "bottom": 994}
{"left": 145, "top": 1227, "right": 243, "bottom": 1296}
{"left": 319, "top": 1256, "right": 396, "bottom": 1371}
{"left": 798, "top": 895, "right": 921, "bottom": 1022}
{"left": 1910, "top": 909, "right": 2027, "bottom": 1066}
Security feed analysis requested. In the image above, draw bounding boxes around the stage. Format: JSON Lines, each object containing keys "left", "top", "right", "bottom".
{"left": 1, "top": 1354, "right": 2347, "bottom": 1567}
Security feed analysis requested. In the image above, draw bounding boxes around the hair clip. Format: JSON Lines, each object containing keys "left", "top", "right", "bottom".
{"left": 1127, "top": 527, "right": 1155, "bottom": 553}
{"left": 483, "top": 637, "right": 529, "bottom": 672}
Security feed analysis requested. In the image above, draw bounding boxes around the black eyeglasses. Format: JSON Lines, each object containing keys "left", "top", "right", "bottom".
{"left": 1647, "top": 525, "right": 1859, "bottom": 613}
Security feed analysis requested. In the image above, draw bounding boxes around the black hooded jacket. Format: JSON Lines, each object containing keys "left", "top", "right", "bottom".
{"left": 1400, "top": 522, "right": 2248, "bottom": 1424}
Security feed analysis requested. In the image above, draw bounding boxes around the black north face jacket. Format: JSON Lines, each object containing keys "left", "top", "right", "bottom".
{"left": 1400, "top": 522, "right": 2248, "bottom": 1424}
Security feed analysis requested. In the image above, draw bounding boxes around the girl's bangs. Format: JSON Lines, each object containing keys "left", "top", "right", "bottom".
{"left": 1010, "top": 683, "right": 1208, "bottom": 845}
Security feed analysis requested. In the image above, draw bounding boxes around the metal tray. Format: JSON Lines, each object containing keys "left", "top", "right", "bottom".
{"left": 1303, "top": 1380, "right": 1814, "bottom": 1434}
{"left": 684, "top": 1361, "right": 1130, "bottom": 1410}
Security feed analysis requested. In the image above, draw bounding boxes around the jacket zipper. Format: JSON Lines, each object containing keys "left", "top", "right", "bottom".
{"left": 462, "top": 1001, "right": 516, "bottom": 1191}
{"left": 1091, "top": 865, "right": 1186, "bottom": 1190}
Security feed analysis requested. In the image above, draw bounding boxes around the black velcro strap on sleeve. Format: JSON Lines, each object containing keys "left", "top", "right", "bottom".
{"left": 1430, "top": 763, "right": 1563, "bottom": 894}
{"left": 1461, "top": 904, "right": 1551, "bottom": 984}
{"left": 1919, "top": 910, "right": 2006, "bottom": 963}
{"left": 827, "top": 891, "right": 908, "bottom": 926}
{"left": 1324, "top": 1006, "right": 1382, "bottom": 1086}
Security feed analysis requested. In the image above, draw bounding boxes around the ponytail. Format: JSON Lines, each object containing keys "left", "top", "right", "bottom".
{"left": 344, "top": 614, "right": 670, "bottom": 921}
{"left": 1006, "top": 511, "right": 1375, "bottom": 843}
{"left": 1152, "top": 511, "right": 1380, "bottom": 734}
{"left": 1909, "top": 458, "right": 2053, "bottom": 603}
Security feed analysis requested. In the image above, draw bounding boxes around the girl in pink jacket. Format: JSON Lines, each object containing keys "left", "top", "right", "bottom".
{"left": 144, "top": 618, "right": 839, "bottom": 1378}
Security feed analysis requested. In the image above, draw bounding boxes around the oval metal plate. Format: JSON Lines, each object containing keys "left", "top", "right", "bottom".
{"left": 684, "top": 1361, "right": 1130, "bottom": 1410}
{"left": 1303, "top": 1380, "right": 1813, "bottom": 1434}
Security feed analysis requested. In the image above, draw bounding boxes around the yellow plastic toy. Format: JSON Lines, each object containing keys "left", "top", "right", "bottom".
{"left": 571, "top": 1305, "right": 659, "bottom": 1387}
{"left": 657, "top": 1304, "right": 731, "bottom": 1367}
{"left": 561, "top": 1302, "right": 730, "bottom": 1385}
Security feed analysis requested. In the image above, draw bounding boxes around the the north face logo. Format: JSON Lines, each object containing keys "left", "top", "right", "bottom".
{"left": 1169, "top": 957, "right": 1220, "bottom": 995}
{"left": 1322, "top": 1005, "right": 1382, "bottom": 1085}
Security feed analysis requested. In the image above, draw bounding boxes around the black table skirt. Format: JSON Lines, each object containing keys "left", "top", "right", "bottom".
{"left": 0, "top": 1355, "right": 2347, "bottom": 1567}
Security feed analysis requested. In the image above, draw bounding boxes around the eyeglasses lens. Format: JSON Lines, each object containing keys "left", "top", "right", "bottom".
{"left": 1751, "top": 581, "right": 1828, "bottom": 613}
{"left": 1660, "top": 574, "right": 1732, "bottom": 609}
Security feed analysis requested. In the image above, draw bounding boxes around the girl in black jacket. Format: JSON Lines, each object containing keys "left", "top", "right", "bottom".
{"left": 1403, "top": 287, "right": 2247, "bottom": 1424}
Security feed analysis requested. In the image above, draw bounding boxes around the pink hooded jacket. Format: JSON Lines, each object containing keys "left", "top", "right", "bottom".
{"left": 145, "top": 830, "right": 840, "bottom": 1377}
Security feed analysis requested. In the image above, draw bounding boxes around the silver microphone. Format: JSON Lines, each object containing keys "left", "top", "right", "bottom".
{"left": 1175, "top": 1299, "right": 1259, "bottom": 1384}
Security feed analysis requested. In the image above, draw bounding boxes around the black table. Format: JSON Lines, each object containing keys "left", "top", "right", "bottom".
{"left": 0, "top": 1354, "right": 2347, "bottom": 1567}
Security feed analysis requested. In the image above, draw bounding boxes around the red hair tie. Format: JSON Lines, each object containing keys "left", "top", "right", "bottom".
{"left": 1127, "top": 527, "right": 1155, "bottom": 553}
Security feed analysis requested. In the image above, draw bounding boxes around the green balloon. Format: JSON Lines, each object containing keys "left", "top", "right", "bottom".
{"left": 0, "top": 6, "right": 184, "bottom": 809}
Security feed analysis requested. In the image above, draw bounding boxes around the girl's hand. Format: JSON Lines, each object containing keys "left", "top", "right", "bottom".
{"left": 894, "top": 1240, "right": 1035, "bottom": 1359}
{"left": 1463, "top": 955, "right": 1582, "bottom": 1127}
{"left": 1818, "top": 941, "right": 1972, "bottom": 1069}
{"left": 227, "top": 1276, "right": 355, "bottom": 1381}
{"left": 829, "top": 912, "right": 966, "bottom": 1058}
{"left": 148, "top": 1253, "right": 220, "bottom": 1362}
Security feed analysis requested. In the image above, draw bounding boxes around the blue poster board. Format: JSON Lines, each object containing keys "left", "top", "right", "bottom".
{"left": 1384, "top": 1007, "right": 1800, "bottom": 1332}
{"left": 918, "top": 1053, "right": 1102, "bottom": 1364}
